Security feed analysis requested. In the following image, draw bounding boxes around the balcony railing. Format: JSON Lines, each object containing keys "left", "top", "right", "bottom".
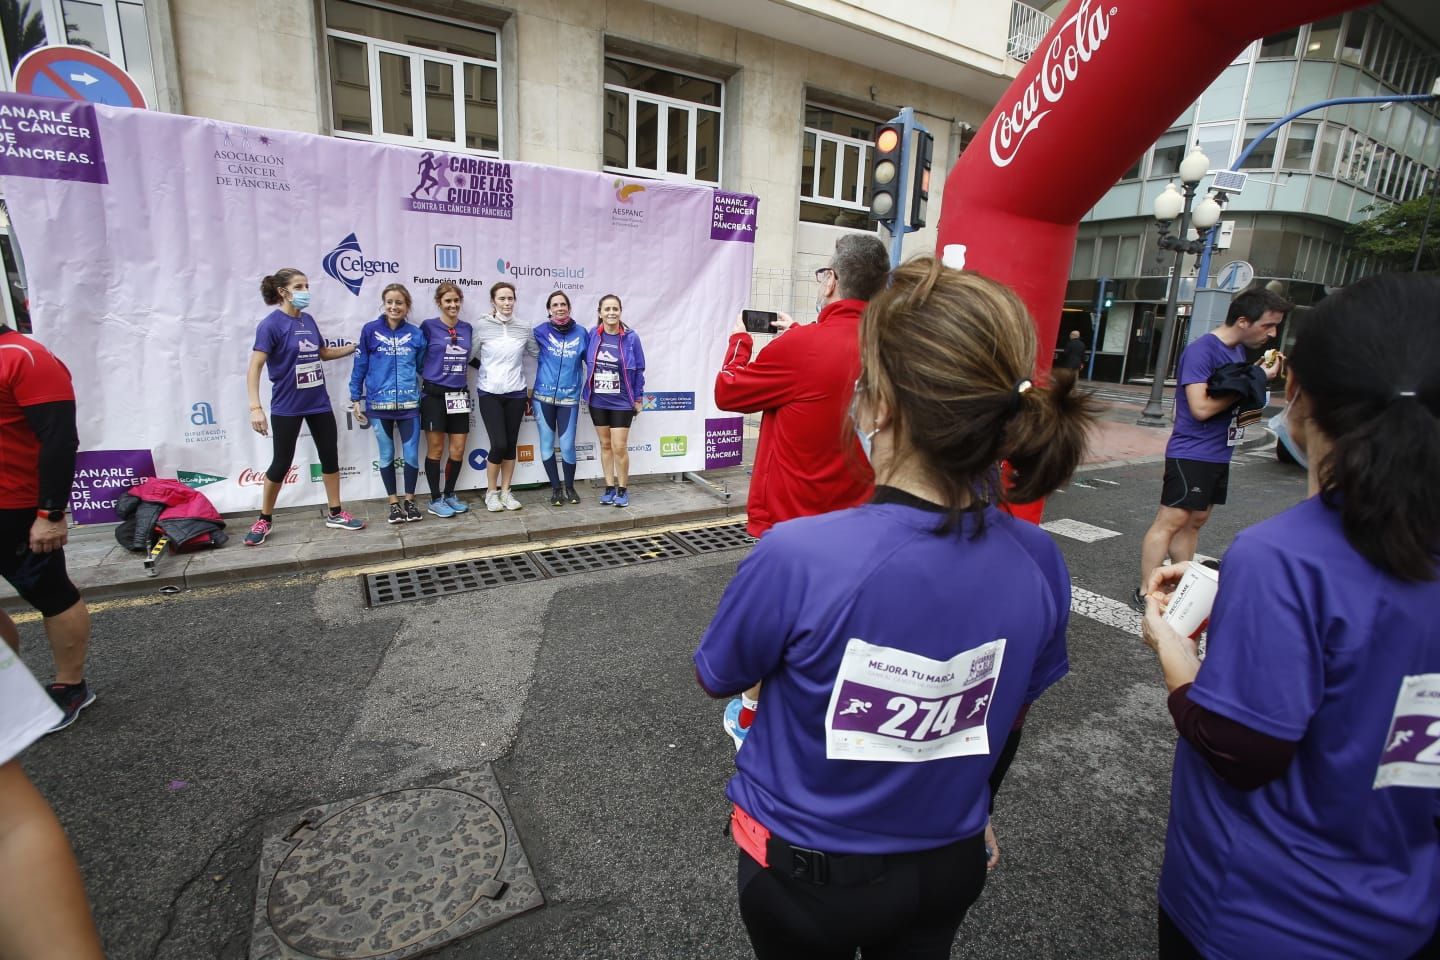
{"left": 1008, "top": 2, "right": 1054, "bottom": 62}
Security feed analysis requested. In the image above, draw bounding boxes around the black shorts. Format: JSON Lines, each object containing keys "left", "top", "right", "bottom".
{"left": 1161, "top": 457, "right": 1230, "bottom": 511}
{"left": 419, "top": 391, "right": 471, "bottom": 435}
{"left": 0, "top": 508, "right": 81, "bottom": 617}
{"left": 589, "top": 406, "right": 636, "bottom": 429}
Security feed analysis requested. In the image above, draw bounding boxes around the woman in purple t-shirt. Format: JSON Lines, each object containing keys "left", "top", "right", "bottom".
{"left": 1142, "top": 272, "right": 1440, "bottom": 960}
{"left": 582, "top": 294, "right": 645, "bottom": 508}
{"left": 244, "top": 268, "right": 363, "bottom": 546}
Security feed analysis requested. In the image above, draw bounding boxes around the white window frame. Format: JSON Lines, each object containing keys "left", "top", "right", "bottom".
{"left": 324, "top": 1, "right": 502, "bottom": 157}
{"left": 603, "top": 56, "right": 724, "bottom": 186}
{"left": 0, "top": 0, "right": 150, "bottom": 96}
{"left": 802, "top": 126, "right": 872, "bottom": 211}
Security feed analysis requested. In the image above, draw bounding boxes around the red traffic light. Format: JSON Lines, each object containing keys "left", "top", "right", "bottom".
{"left": 876, "top": 127, "right": 900, "bottom": 153}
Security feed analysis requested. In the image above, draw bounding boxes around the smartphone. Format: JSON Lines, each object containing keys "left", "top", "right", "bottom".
{"left": 742, "top": 309, "right": 779, "bottom": 334}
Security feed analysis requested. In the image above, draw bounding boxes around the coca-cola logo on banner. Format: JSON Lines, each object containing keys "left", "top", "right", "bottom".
{"left": 237, "top": 466, "right": 298, "bottom": 487}
{"left": 990, "top": 0, "right": 1113, "bottom": 169}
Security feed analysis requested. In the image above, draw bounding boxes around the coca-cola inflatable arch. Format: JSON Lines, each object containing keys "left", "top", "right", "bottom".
{"left": 939, "top": 0, "right": 1366, "bottom": 520}
{"left": 939, "top": 0, "right": 1365, "bottom": 374}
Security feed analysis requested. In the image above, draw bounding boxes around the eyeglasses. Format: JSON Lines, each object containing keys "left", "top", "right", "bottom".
{"left": 815, "top": 267, "right": 837, "bottom": 283}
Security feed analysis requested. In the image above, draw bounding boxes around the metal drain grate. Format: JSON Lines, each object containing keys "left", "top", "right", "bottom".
{"left": 669, "top": 521, "right": 755, "bottom": 554}
{"left": 365, "top": 554, "right": 546, "bottom": 606}
{"left": 531, "top": 533, "right": 690, "bottom": 577}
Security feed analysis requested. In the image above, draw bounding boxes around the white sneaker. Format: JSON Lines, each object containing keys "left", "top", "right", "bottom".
{"left": 500, "top": 490, "right": 523, "bottom": 511}
{"left": 485, "top": 491, "right": 503, "bottom": 512}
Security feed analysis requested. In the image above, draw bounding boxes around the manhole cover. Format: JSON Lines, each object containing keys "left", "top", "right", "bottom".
{"left": 252, "top": 769, "right": 543, "bottom": 960}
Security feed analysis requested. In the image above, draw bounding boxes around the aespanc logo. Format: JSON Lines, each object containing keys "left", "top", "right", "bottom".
{"left": 323, "top": 233, "right": 399, "bottom": 296}
{"left": 613, "top": 178, "right": 645, "bottom": 203}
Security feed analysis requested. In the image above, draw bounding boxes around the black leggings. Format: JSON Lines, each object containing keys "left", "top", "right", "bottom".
{"left": 477, "top": 393, "right": 526, "bottom": 463}
{"left": 737, "top": 831, "right": 987, "bottom": 960}
{"left": 267, "top": 411, "right": 339, "bottom": 483}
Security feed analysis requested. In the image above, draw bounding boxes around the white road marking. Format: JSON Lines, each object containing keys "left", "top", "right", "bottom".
{"left": 1090, "top": 478, "right": 1120, "bottom": 486}
{"left": 1070, "top": 586, "right": 1140, "bottom": 634}
{"left": 1041, "top": 519, "right": 1123, "bottom": 543}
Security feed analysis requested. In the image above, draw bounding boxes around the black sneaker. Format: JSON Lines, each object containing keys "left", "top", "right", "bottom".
{"left": 1128, "top": 587, "right": 1147, "bottom": 613}
{"left": 403, "top": 499, "right": 423, "bottom": 522}
{"left": 387, "top": 502, "right": 405, "bottom": 525}
{"left": 45, "top": 681, "right": 95, "bottom": 734}
{"left": 564, "top": 487, "right": 581, "bottom": 505}
{"left": 549, "top": 488, "right": 564, "bottom": 506}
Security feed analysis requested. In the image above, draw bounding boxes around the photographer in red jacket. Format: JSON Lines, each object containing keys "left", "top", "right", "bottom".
{"left": 713, "top": 232, "right": 889, "bottom": 747}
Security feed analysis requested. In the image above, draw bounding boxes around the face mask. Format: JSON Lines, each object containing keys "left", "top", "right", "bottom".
{"left": 1283, "top": 407, "right": 1309, "bottom": 469}
{"left": 289, "top": 290, "right": 311, "bottom": 310}
{"left": 849, "top": 385, "right": 879, "bottom": 464}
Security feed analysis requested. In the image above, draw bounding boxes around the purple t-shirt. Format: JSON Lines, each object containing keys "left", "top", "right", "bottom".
{"left": 1167, "top": 333, "right": 1247, "bottom": 463}
{"left": 694, "top": 494, "right": 1070, "bottom": 854}
{"left": 253, "top": 309, "right": 330, "bottom": 417}
{"left": 419, "top": 317, "right": 473, "bottom": 389}
{"left": 1161, "top": 496, "right": 1440, "bottom": 958}
{"left": 588, "top": 332, "right": 632, "bottom": 411}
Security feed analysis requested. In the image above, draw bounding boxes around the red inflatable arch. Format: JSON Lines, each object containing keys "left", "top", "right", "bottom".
{"left": 938, "top": 0, "right": 1367, "bottom": 521}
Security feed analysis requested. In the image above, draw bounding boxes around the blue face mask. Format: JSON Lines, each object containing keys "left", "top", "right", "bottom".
{"left": 849, "top": 382, "right": 879, "bottom": 464}
{"left": 289, "top": 290, "right": 311, "bottom": 311}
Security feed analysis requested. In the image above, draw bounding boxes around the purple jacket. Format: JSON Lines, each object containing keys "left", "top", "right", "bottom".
{"left": 583, "top": 325, "right": 646, "bottom": 408}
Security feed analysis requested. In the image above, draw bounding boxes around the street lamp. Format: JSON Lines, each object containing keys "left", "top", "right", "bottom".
{"left": 1138, "top": 147, "right": 1222, "bottom": 426}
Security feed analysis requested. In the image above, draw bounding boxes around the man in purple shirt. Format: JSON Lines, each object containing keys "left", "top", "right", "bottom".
{"left": 1135, "top": 288, "right": 1288, "bottom": 607}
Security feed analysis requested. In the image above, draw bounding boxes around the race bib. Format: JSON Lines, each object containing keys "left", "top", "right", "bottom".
{"left": 825, "top": 637, "right": 1006, "bottom": 762}
{"left": 593, "top": 369, "right": 620, "bottom": 395}
{"left": 1374, "top": 673, "right": 1440, "bottom": 790}
{"left": 294, "top": 360, "right": 324, "bottom": 390}
{"left": 445, "top": 390, "right": 471, "bottom": 414}
{"left": 1226, "top": 409, "right": 1244, "bottom": 446}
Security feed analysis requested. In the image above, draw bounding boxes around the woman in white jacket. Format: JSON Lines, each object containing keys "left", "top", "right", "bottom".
{"left": 473, "top": 281, "right": 539, "bottom": 511}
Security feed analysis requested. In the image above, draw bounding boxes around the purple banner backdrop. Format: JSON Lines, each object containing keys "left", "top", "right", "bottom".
{"left": 704, "top": 417, "right": 744, "bottom": 469}
{"left": 69, "top": 449, "right": 155, "bottom": 524}
{"left": 0, "top": 95, "right": 758, "bottom": 518}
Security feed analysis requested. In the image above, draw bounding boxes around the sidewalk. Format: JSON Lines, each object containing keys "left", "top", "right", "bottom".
{"left": 5, "top": 394, "right": 1189, "bottom": 606}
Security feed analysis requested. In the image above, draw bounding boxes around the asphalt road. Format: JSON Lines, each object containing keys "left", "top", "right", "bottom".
{"left": 14, "top": 446, "right": 1311, "bottom": 959}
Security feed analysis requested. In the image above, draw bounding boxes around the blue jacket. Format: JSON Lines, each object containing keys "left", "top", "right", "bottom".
{"left": 583, "top": 324, "right": 646, "bottom": 408}
{"left": 349, "top": 317, "right": 426, "bottom": 414}
{"left": 532, "top": 320, "right": 589, "bottom": 406}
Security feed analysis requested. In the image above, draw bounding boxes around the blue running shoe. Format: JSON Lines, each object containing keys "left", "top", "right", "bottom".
{"left": 444, "top": 494, "right": 469, "bottom": 514}
{"left": 45, "top": 682, "right": 96, "bottom": 734}
{"left": 599, "top": 486, "right": 616, "bottom": 505}
{"left": 613, "top": 488, "right": 630, "bottom": 507}
{"left": 723, "top": 697, "right": 748, "bottom": 750}
{"left": 427, "top": 498, "right": 455, "bottom": 518}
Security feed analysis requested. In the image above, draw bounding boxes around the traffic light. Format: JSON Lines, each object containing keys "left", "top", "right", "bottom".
{"left": 1103, "top": 292, "right": 1114, "bottom": 309}
{"left": 908, "top": 129, "right": 934, "bottom": 229}
{"left": 869, "top": 122, "right": 904, "bottom": 229}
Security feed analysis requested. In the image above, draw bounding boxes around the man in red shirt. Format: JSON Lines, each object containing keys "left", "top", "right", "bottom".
{"left": 713, "top": 232, "right": 889, "bottom": 744}
{"left": 0, "top": 328, "right": 95, "bottom": 732}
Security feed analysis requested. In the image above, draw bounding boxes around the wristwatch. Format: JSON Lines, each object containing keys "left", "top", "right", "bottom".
{"left": 37, "top": 507, "right": 65, "bottom": 522}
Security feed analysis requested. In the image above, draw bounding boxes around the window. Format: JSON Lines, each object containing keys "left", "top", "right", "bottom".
{"left": 0, "top": 0, "right": 155, "bottom": 105}
{"left": 604, "top": 57, "right": 722, "bottom": 185}
{"left": 1239, "top": 122, "right": 1277, "bottom": 170}
{"left": 1340, "top": 11, "right": 1368, "bottom": 65}
{"left": 1149, "top": 129, "right": 1187, "bottom": 179}
{"left": 1258, "top": 28, "right": 1300, "bottom": 59}
{"left": 1304, "top": 17, "right": 1342, "bottom": 60}
{"left": 1280, "top": 121, "right": 1318, "bottom": 172}
{"left": 1316, "top": 123, "right": 1341, "bottom": 175}
{"left": 1194, "top": 122, "right": 1235, "bottom": 170}
{"left": 799, "top": 104, "right": 879, "bottom": 229}
{"left": 324, "top": 0, "right": 500, "bottom": 154}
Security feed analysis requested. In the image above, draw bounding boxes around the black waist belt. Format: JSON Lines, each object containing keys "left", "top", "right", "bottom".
{"left": 764, "top": 835, "right": 889, "bottom": 886}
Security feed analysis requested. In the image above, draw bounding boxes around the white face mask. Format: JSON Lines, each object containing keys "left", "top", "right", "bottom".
{"left": 849, "top": 382, "right": 878, "bottom": 463}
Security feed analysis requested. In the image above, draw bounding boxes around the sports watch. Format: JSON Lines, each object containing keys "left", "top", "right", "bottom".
{"left": 37, "top": 507, "right": 65, "bottom": 522}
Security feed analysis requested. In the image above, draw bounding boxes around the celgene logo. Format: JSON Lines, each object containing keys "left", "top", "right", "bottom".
{"left": 613, "top": 178, "right": 645, "bottom": 203}
{"left": 323, "top": 232, "right": 399, "bottom": 296}
{"left": 494, "top": 257, "right": 586, "bottom": 281}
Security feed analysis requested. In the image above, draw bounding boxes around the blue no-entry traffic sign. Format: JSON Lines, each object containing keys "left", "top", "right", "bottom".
{"left": 12, "top": 45, "right": 147, "bottom": 109}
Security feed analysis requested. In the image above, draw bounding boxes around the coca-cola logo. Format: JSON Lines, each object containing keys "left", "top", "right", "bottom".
{"left": 990, "top": 0, "right": 1114, "bottom": 169}
{"left": 237, "top": 466, "right": 298, "bottom": 487}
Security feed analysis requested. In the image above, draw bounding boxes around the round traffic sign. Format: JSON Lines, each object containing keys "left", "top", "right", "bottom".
{"left": 1216, "top": 259, "right": 1254, "bottom": 293}
{"left": 13, "top": 45, "right": 147, "bottom": 109}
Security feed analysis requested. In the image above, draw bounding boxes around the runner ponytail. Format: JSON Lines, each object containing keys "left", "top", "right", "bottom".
{"left": 1287, "top": 273, "right": 1440, "bottom": 582}
{"left": 1003, "top": 371, "right": 1098, "bottom": 505}
{"left": 261, "top": 267, "right": 304, "bottom": 305}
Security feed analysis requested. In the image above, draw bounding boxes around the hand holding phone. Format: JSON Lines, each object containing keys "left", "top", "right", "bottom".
{"left": 742, "top": 309, "right": 779, "bottom": 334}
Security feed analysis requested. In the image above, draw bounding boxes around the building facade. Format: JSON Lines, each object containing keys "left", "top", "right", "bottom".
{"left": 0, "top": 0, "right": 1056, "bottom": 330}
{"left": 1063, "top": 2, "right": 1440, "bottom": 384}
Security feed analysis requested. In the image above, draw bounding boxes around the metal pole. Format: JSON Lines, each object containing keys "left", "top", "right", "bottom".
{"left": 1087, "top": 276, "right": 1107, "bottom": 381}
{"left": 1196, "top": 91, "right": 1440, "bottom": 285}
{"left": 1414, "top": 162, "right": 1440, "bottom": 272}
{"left": 1138, "top": 183, "right": 1196, "bottom": 426}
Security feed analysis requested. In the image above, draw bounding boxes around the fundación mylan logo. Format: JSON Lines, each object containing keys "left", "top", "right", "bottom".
{"left": 435, "top": 244, "right": 462, "bottom": 272}
{"left": 323, "top": 232, "right": 399, "bottom": 296}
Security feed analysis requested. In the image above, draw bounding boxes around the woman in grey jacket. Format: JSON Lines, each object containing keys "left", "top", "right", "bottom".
{"left": 473, "top": 281, "right": 539, "bottom": 512}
